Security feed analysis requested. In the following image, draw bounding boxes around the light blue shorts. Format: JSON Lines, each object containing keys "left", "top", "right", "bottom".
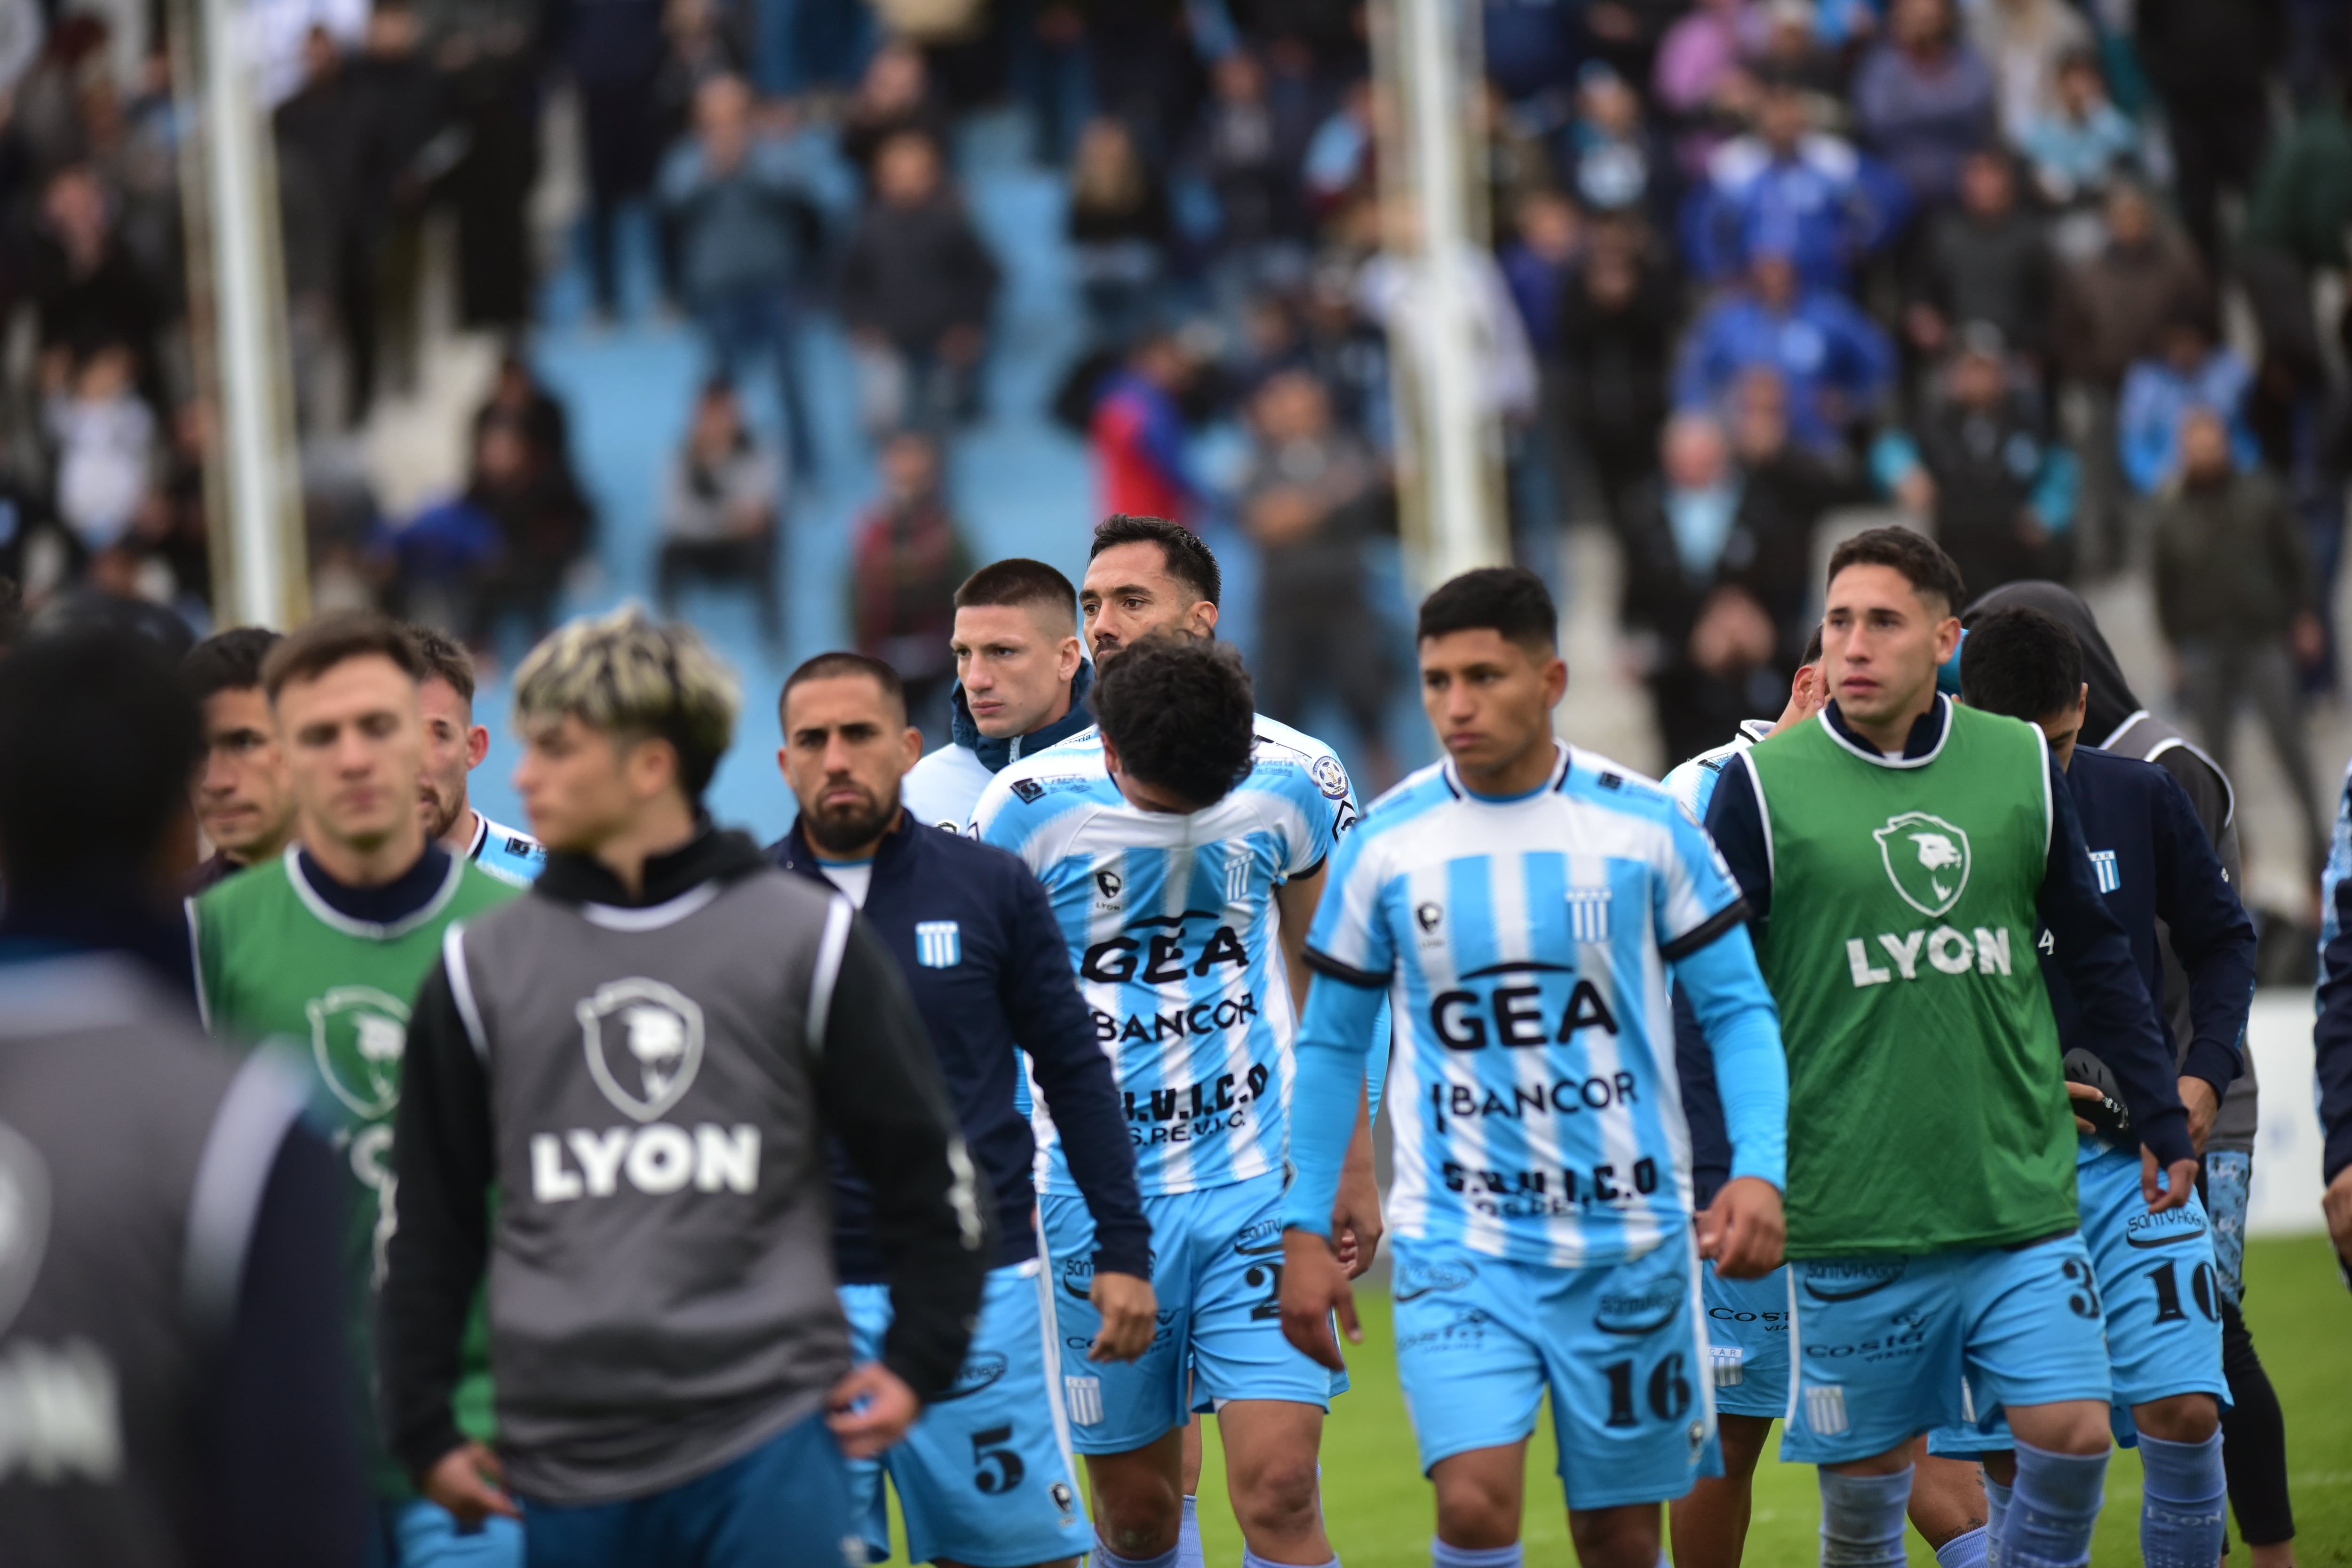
{"left": 841, "top": 1262, "right": 1088, "bottom": 1567}
{"left": 1929, "top": 1146, "right": 2227, "bottom": 1455}
{"left": 386, "top": 1498, "right": 522, "bottom": 1568}
{"left": 1390, "top": 1233, "right": 1720, "bottom": 1512}
{"left": 1782, "top": 1234, "right": 2112, "bottom": 1466}
{"left": 1700, "top": 1262, "right": 1793, "bottom": 1419}
{"left": 1042, "top": 1172, "right": 1337, "bottom": 1455}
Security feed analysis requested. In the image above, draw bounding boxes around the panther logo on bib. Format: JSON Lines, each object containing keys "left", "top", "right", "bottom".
{"left": 577, "top": 978, "right": 706, "bottom": 1122}
{"left": 306, "top": 985, "right": 411, "bottom": 1118}
{"left": 1872, "top": 812, "right": 1972, "bottom": 918}
{"left": 0, "top": 1120, "right": 52, "bottom": 1335}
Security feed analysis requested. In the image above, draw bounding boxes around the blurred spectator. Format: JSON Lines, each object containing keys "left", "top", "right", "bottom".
{"left": 1301, "top": 79, "right": 1377, "bottom": 216}
{"left": 28, "top": 163, "right": 165, "bottom": 408}
{"left": 438, "top": 20, "right": 543, "bottom": 333}
{"left": 841, "top": 39, "right": 952, "bottom": 188}
{"left": 2152, "top": 406, "right": 2327, "bottom": 872}
{"left": 1851, "top": 0, "right": 1996, "bottom": 211}
{"left": 2237, "top": 79, "right": 2352, "bottom": 388}
{"left": 2020, "top": 49, "right": 2141, "bottom": 218}
{"left": 2136, "top": 0, "right": 2286, "bottom": 263}
{"left": 839, "top": 131, "right": 1001, "bottom": 437}
{"left": 659, "top": 73, "right": 819, "bottom": 474}
{"left": 1240, "top": 367, "right": 1398, "bottom": 788}
{"left": 341, "top": 0, "right": 448, "bottom": 414}
{"left": 849, "top": 429, "right": 969, "bottom": 737}
{"left": 471, "top": 354, "right": 575, "bottom": 481}
{"left": 1677, "top": 250, "right": 1895, "bottom": 457}
{"left": 2119, "top": 309, "right": 2256, "bottom": 495}
{"left": 1620, "top": 410, "right": 1808, "bottom": 761}
{"left": 554, "top": 0, "right": 666, "bottom": 320}
{"left": 1682, "top": 74, "right": 1905, "bottom": 288}
{"left": 1500, "top": 188, "right": 1582, "bottom": 362}
{"left": 1092, "top": 330, "right": 1199, "bottom": 527}
{"left": 2247, "top": 349, "right": 2349, "bottom": 692}
{"left": 1581, "top": 0, "right": 1684, "bottom": 92}
{"left": 1902, "top": 148, "right": 2052, "bottom": 369}
{"left": 656, "top": 379, "right": 782, "bottom": 642}
{"left": 1068, "top": 117, "right": 1171, "bottom": 348}
{"left": 468, "top": 410, "right": 593, "bottom": 643}
{"left": 1652, "top": 0, "right": 1760, "bottom": 177}
{"left": 1878, "top": 326, "right": 2077, "bottom": 597}
{"left": 44, "top": 342, "right": 152, "bottom": 562}
{"left": 1484, "top": 0, "right": 1585, "bottom": 104}
{"left": 652, "top": 0, "right": 749, "bottom": 143}
{"left": 2050, "top": 181, "right": 2208, "bottom": 565}
{"left": 1556, "top": 218, "right": 1677, "bottom": 529}
{"left": 1561, "top": 63, "right": 1670, "bottom": 228}
{"left": 1481, "top": 82, "right": 1559, "bottom": 241}
{"left": 1966, "top": 0, "right": 2091, "bottom": 145}
{"left": 1189, "top": 50, "right": 1316, "bottom": 301}
{"left": 1358, "top": 198, "right": 1539, "bottom": 426}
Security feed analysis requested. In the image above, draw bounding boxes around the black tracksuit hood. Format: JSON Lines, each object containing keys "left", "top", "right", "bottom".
{"left": 1965, "top": 580, "right": 2144, "bottom": 745}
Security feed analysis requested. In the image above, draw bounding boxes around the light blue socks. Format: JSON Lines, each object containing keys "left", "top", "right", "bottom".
{"left": 1176, "top": 1496, "right": 1205, "bottom": 1568}
{"left": 1997, "top": 1442, "right": 2106, "bottom": 1568}
{"left": 1431, "top": 1542, "right": 1523, "bottom": 1568}
{"left": 1819, "top": 1465, "right": 1913, "bottom": 1568}
{"left": 2136, "top": 1431, "right": 2227, "bottom": 1568}
{"left": 1934, "top": 1526, "right": 1989, "bottom": 1568}
{"left": 1096, "top": 1542, "right": 1180, "bottom": 1568}
{"left": 1244, "top": 1552, "right": 1335, "bottom": 1568}
{"left": 1983, "top": 1477, "right": 2012, "bottom": 1568}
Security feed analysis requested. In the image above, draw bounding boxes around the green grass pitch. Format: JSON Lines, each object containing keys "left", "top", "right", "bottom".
{"left": 881, "top": 1235, "right": 2351, "bottom": 1565}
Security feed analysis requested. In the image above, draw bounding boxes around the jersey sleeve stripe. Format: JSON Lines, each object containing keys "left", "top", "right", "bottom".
{"left": 806, "top": 893, "right": 853, "bottom": 1052}
{"left": 1304, "top": 945, "right": 1389, "bottom": 988}
{"left": 1659, "top": 898, "right": 1753, "bottom": 963}
{"left": 181, "top": 1047, "right": 309, "bottom": 1339}
{"left": 1741, "top": 752, "right": 1776, "bottom": 885}
{"left": 443, "top": 923, "right": 491, "bottom": 1063}
{"left": 184, "top": 896, "right": 209, "bottom": 1031}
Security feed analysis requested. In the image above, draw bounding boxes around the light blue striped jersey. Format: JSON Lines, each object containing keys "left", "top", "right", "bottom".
{"left": 467, "top": 811, "right": 546, "bottom": 886}
{"left": 972, "top": 715, "right": 1358, "bottom": 1195}
{"left": 1660, "top": 719, "right": 1774, "bottom": 822}
{"left": 1303, "top": 742, "right": 1749, "bottom": 1266}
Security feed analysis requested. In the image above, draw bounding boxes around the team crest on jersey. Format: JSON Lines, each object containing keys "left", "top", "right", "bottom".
{"left": 1872, "top": 812, "right": 1972, "bottom": 918}
{"left": 0, "top": 1119, "right": 52, "bottom": 1335}
{"left": 1011, "top": 778, "right": 1047, "bottom": 804}
{"left": 577, "top": 978, "right": 706, "bottom": 1122}
{"left": 306, "top": 985, "right": 411, "bottom": 1118}
{"left": 1310, "top": 754, "right": 1351, "bottom": 801}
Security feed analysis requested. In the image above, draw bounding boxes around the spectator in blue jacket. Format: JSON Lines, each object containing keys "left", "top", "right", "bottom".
{"left": 1676, "top": 249, "right": 1897, "bottom": 455}
{"left": 2119, "top": 310, "right": 2257, "bottom": 494}
{"left": 1851, "top": 0, "right": 1999, "bottom": 211}
{"left": 771, "top": 651, "right": 1156, "bottom": 1568}
{"left": 659, "top": 73, "right": 820, "bottom": 477}
{"left": 1682, "top": 73, "right": 1908, "bottom": 288}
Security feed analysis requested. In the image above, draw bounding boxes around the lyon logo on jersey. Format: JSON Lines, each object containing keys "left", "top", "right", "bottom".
{"left": 1872, "top": 812, "right": 1972, "bottom": 918}
{"left": 578, "top": 978, "right": 707, "bottom": 1122}
{"left": 306, "top": 986, "right": 411, "bottom": 1118}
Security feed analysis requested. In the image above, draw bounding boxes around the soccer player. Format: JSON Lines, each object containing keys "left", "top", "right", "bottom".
{"left": 1058, "top": 512, "right": 1387, "bottom": 1567}
{"left": 1277, "top": 567, "right": 1789, "bottom": 1568}
{"left": 378, "top": 608, "right": 992, "bottom": 1566}
{"left": 1927, "top": 605, "right": 2251, "bottom": 1568}
{"left": 901, "top": 559, "right": 1096, "bottom": 832}
{"left": 0, "top": 628, "right": 368, "bottom": 1567}
{"left": 182, "top": 625, "right": 297, "bottom": 892}
{"left": 1658, "top": 626, "right": 1819, "bottom": 1568}
{"left": 1971, "top": 581, "right": 2298, "bottom": 1565}
{"left": 187, "top": 611, "right": 525, "bottom": 1567}
{"left": 973, "top": 632, "right": 1372, "bottom": 1568}
{"left": 1697, "top": 528, "right": 2198, "bottom": 1568}
{"left": 773, "top": 650, "right": 1153, "bottom": 1568}
{"left": 407, "top": 623, "right": 547, "bottom": 883}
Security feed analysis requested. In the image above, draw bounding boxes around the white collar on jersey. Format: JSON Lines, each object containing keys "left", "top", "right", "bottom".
{"left": 1442, "top": 739, "right": 1570, "bottom": 802}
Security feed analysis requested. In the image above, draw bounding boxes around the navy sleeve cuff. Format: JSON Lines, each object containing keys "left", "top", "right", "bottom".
{"left": 2183, "top": 1039, "right": 2241, "bottom": 1103}
{"left": 2141, "top": 1106, "right": 2195, "bottom": 1168}
{"left": 1091, "top": 1222, "right": 1153, "bottom": 1281}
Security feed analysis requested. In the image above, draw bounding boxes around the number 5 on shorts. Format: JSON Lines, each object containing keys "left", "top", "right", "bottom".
{"left": 972, "top": 1425, "right": 1025, "bottom": 1493}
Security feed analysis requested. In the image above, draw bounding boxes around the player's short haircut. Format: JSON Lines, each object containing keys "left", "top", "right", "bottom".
{"left": 182, "top": 626, "right": 284, "bottom": 704}
{"left": 1416, "top": 566, "right": 1559, "bottom": 652}
{"left": 1089, "top": 634, "right": 1255, "bottom": 810}
{"left": 1826, "top": 526, "right": 1967, "bottom": 615}
{"left": 262, "top": 610, "right": 424, "bottom": 701}
{"left": 1090, "top": 515, "right": 1221, "bottom": 609}
{"left": 513, "top": 606, "right": 739, "bottom": 801}
{"left": 956, "top": 558, "right": 1078, "bottom": 638}
{"left": 1960, "top": 606, "right": 2083, "bottom": 724}
{"left": 0, "top": 629, "right": 202, "bottom": 894}
{"left": 404, "top": 622, "right": 477, "bottom": 707}
{"left": 1803, "top": 623, "right": 1823, "bottom": 666}
{"left": 779, "top": 651, "right": 908, "bottom": 724}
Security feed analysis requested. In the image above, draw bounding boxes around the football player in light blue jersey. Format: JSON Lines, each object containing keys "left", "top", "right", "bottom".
{"left": 1278, "top": 568, "right": 1790, "bottom": 1568}
{"left": 1656, "top": 631, "right": 1820, "bottom": 1568}
{"left": 409, "top": 625, "right": 547, "bottom": 886}
{"left": 974, "top": 523, "right": 1381, "bottom": 1568}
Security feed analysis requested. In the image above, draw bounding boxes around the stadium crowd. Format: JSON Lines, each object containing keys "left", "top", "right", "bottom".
{"left": 1, "top": 0, "right": 2348, "bottom": 872}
